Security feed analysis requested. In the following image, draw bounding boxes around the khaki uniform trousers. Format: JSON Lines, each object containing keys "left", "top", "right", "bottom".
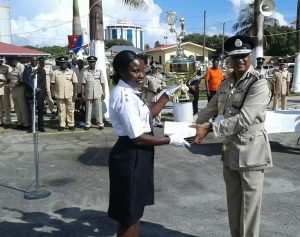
{"left": 272, "top": 94, "right": 287, "bottom": 110}
{"left": 56, "top": 98, "right": 75, "bottom": 127}
{"left": 85, "top": 99, "right": 103, "bottom": 127}
{"left": 2, "top": 85, "right": 11, "bottom": 125}
{"left": 223, "top": 166, "right": 264, "bottom": 237}
{"left": 12, "top": 86, "right": 29, "bottom": 126}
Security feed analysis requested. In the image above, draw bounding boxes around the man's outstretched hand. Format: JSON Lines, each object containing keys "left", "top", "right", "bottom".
{"left": 190, "top": 123, "right": 211, "bottom": 144}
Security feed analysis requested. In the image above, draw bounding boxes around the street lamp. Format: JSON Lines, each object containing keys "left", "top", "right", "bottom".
{"left": 164, "top": 36, "right": 168, "bottom": 45}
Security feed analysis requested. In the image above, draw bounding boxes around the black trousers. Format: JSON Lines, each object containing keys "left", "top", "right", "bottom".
{"left": 207, "top": 90, "right": 217, "bottom": 102}
{"left": 191, "top": 93, "right": 199, "bottom": 115}
{"left": 27, "top": 92, "right": 45, "bottom": 129}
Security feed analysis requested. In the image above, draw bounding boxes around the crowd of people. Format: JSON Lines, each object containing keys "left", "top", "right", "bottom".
{"left": 0, "top": 55, "right": 106, "bottom": 132}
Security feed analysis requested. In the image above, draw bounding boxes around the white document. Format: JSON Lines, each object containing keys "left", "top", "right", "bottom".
{"left": 164, "top": 121, "right": 196, "bottom": 138}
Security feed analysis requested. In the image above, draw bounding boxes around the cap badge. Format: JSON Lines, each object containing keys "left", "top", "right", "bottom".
{"left": 235, "top": 39, "right": 243, "bottom": 47}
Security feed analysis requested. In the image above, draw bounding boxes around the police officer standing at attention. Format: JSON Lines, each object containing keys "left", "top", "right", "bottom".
{"left": 24, "top": 57, "right": 47, "bottom": 132}
{"left": 256, "top": 57, "right": 267, "bottom": 79}
{"left": 7, "top": 56, "right": 29, "bottom": 130}
{"left": 51, "top": 56, "right": 78, "bottom": 131}
{"left": 81, "top": 56, "right": 105, "bottom": 130}
{"left": 272, "top": 58, "right": 290, "bottom": 110}
{"left": 192, "top": 35, "right": 272, "bottom": 237}
{"left": 38, "top": 57, "right": 56, "bottom": 115}
{"left": 0, "top": 56, "right": 10, "bottom": 128}
{"left": 143, "top": 63, "right": 166, "bottom": 128}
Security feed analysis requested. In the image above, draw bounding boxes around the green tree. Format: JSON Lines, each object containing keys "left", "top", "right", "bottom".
{"left": 264, "top": 25, "right": 297, "bottom": 56}
{"left": 232, "top": 3, "right": 279, "bottom": 35}
{"left": 154, "top": 41, "right": 162, "bottom": 48}
{"left": 104, "top": 39, "right": 133, "bottom": 49}
{"left": 183, "top": 34, "right": 228, "bottom": 56}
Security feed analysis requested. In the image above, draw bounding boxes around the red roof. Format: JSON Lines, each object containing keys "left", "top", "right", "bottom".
{"left": 146, "top": 44, "right": 177, "bottom": 52}
{"left": 0, "top": 42, "right": 50, "bottom": 57}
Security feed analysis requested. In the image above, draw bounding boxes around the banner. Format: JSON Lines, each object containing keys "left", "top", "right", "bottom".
{"left": 68, "top": 35, "right": 83, "bottom": 55}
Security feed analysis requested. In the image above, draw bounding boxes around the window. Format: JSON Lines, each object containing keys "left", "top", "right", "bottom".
{"left": 127, "top": 29, "right": 132, "bottom": 43}
{"left": 112, "top": 29, "right": 117, "bottom": 39}
{"left": 159, "top": 56, "right": 162, "bottom": 64}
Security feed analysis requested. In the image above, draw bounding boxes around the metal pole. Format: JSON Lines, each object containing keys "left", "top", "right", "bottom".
{"left": 24, "top": 72, "right": 51, "bottom": 200}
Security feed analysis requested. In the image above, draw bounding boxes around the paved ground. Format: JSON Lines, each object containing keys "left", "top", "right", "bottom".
{"left": 0, "top": 97, "right": 299, "bottom": 237}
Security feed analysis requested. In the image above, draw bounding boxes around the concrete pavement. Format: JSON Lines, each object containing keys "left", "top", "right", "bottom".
{"left": 0, "top": 97, "right": 299, "bottom": 237}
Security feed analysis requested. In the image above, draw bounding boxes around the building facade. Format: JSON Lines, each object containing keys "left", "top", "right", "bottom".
{"left": 145, "top": 42, "right": 215, "bottom": 65}
{"left": 105, "top": 20, "right": 144, "bottom": 50}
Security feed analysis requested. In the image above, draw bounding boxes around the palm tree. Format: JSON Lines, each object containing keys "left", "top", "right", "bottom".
{"left": 89, "top": 0, "right": 147, "bottom": 119}
{"left": 232, "top": 3, "right": 279, "bottom": 36}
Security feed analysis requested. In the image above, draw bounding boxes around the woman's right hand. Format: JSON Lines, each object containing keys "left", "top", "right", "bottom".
{"left": 169, "top": 133, "right": 190, "bottom": 147}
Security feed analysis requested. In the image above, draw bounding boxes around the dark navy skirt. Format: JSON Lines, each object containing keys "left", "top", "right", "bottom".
{"left": 108, "top": 134, "right": 154, "bottom": 226}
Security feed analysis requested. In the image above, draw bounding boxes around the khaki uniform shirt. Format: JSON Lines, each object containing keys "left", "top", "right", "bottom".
{"left": 51, "top": 68, "right": 78, "bottom": 99}
{"left": 73, "top": 67, "right": 85, "bottom": 94}
{"left": 256, "top": 68, "right": 267, "bottom": 79}
{"left": 272, "top": 69, "right": 290, "bottom": 95}
{"left": 0, "top": 64, "right": 9, "bottom": 95}
{"left": 8, "top": 62, "right": 24, "bottom": 88}
{"left": 82, "top": 67, "right": 105, "bottom": 99}
{"left": 44, "top": 65, "right": 53, "bottom": 94}
{"left": 143, "top": 73, "right": 166, "bottom": 102}
{"left": 196, "top": 65, "right": 272, "bottom": 171}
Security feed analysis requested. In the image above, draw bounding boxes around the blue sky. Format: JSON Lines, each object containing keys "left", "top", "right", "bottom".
{"left": 0, "top": 0, "right": 297, "bottom": 47}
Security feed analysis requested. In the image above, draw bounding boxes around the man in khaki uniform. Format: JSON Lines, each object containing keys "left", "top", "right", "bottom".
{"left": 256, "top": 57, "right": 267, "bottom": 79}
{"left": 51, "top": 56, "right": 78, "bottom": 131}
{"left": 81, "top": 56, "right": 105, "bottom": 130}
{"left": 192, "top": 36, "right": 272, "bottom": 237}
{"left": 0, "top": 56, "right": 11, "bottom": 128}
{"left": 7, "top": 57, "right": 29, "bottom": 129}
{"left": 143, "top": 63, "right": 166, "bottom": 127}
{"left": 38, "top": 57, "right": 55, "bottom": 114}
{"left": 272, "top": 58, "right": 290, "bottom": 110}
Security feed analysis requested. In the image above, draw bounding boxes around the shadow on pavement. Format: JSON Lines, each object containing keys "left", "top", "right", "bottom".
{"left": 78, "top": 147, "right": 112, "bottom": 167}
{"left": 1, "top": 207, "right": 198, "bottom": 237}
{"left": 187, "top": 143, "right": 222, "bottom": 156}
{"left": 270, "top": 141, "right": 300, "bottom": 156}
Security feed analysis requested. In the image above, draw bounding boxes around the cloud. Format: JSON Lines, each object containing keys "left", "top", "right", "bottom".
{"left": 272, "top": 12, "right": 289, "bottom": 26}
{"left": 228, "top": 0, "right": 253, "bottom": 14}
{"left": 8, "top": 0, "right": 171, "bottom": 48}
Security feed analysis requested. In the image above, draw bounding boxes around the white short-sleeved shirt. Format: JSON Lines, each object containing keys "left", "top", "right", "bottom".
{"left": 109, "top": 79, "right": 151, "bottom": 139}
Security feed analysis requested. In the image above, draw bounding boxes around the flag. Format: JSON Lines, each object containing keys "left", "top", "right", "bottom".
{"left": 68, "top": 35, "right": 83, "bottom": 54}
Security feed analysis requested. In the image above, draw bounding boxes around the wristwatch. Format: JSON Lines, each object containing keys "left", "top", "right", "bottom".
{"left": 208, "top": 122, "right": 213, "bottom": 132}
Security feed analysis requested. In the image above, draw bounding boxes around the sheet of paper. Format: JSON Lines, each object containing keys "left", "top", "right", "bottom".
{"left": 164, "top": 121, "right": 196, "bottom": 138}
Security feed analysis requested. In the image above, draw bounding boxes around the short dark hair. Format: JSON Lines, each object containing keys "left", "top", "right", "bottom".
{"left": 112, "top": 50, "right": 139, "bottom": 85}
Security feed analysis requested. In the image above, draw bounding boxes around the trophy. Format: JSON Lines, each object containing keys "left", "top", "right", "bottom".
{"left": 164, "top": 11, "right": 196, "bottom": 122}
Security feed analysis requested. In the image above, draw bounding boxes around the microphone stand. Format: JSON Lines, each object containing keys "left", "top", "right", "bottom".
{"left": 24, "top": 71, "right": 51, "bottom": 200}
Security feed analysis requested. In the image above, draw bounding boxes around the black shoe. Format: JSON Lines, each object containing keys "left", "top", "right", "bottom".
{"left": 38, "top": 127, "right": 46, "bottom": 132}
{"left": 58, "top": 127, "right": 65, "bottom": 131}
{"left": 69, "top": 126, "right": 75, "bottom": 131}
{"left": 23, "top": 126, "right": 30, "bottom": 131}
{"left": 157, "top": 124, "right": 164, "bottom": 128}
{"left": 84, "top": 127, "right": 90, "bottom": 130}
{"left": 0, "top": 124, "right": 2, "bottom": 127}
{"left": 3, "top": 124, "right": 11, "bottom": 129}
{"left": 98, "top": 126, "right": 104, "bottom": 130}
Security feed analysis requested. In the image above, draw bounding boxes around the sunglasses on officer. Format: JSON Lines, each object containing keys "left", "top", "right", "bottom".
{"left": 231, "top": 53, "right": 251, "bottom": 60}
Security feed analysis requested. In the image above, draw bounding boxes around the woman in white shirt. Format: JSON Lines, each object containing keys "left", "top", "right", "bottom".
{"left": 108, "top": 50, "right": 188, "bottom": 237}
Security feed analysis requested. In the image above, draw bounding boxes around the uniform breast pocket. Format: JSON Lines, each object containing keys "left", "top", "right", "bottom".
{"left": 86, "top": 76, "right": 93, "bottom": 82}
{"left": 232, "top": 91, "right": 245, "bottom": 109}
{"left": 65, "top": 74, "right": 73, "bottom": 80}
{"left": 238, "top": 132, "right": 269, "bottom": 167}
